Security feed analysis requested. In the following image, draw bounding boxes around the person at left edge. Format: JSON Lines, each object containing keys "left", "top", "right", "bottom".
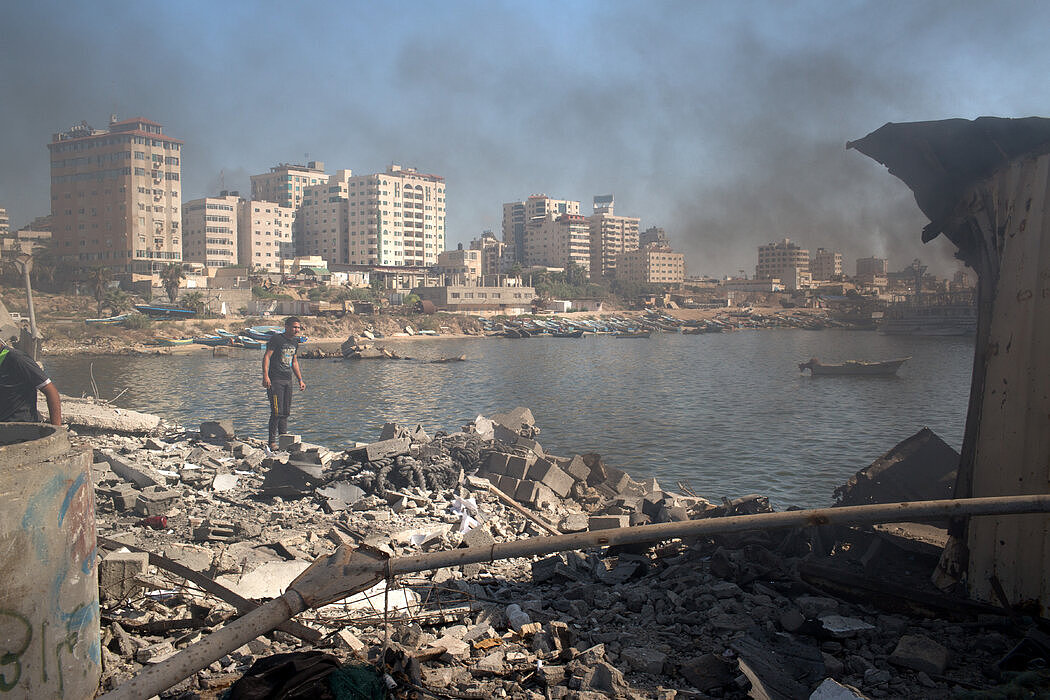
{"left": 262, "top": 316, "right": 305, "bottom": 451}
{"left": 0, "top": 338, "right": 62, "bottom": 425}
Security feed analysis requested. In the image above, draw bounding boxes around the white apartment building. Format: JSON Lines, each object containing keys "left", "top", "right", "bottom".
{"left": 527, "top": 213, "right": 591, "bottom": 272}
{"left": 756, "top": 238, "right": 809, "bottom": 280}
{"left": 49, "top": 116, "right": 183, "bottom": 274}
{"left": 237, "top": 200, "right": 294, "bottom": 271}
{"left": 300, "top": 165, "right": 445, "bottom": 267}
{"left": 810, "top": 247, "right": 843, "bottom": 280}
{"left": 588, "top": 195, "right": 640, "bottom": 279}
{"left": 502, "top": 195, "right": 580, "bottom": 266}
{"left": 182, "top": 193, "right": 239, "bottom": 268}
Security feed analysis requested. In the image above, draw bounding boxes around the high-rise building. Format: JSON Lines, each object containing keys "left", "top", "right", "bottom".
{"left": 182, "top": 193, "right": 239, "bottom": 268}
{"left": 527, "top": 213, "right": 591, "bottom": 272}
{"left": 250, "top": 161, "right": 328, "bottom": 211}
{"left": 0, "top": 207, "right": 9, "bottom": 237}
{"left": 250, "top": 161, "right": 329, "bottom": 255}
{"left": 469, "top": 231, "right": 505, "bottom": 276}
{"left": 299, "top": 164, "right": 445, "bottom": 267}
{"left": 856, "top": 256, "right": 888, "bottom": 277}
{"left": 810, "top": 247, "right": 843, "bottom": 280}
{"left": 617, "top": 245, "right": 685, "bottom": 285}
{"left": 588, "top": 195, "right": 640, "bottom": 279}
{"left": 436, "top": 246, "right": 482, "bottom": 282}
{"left": 639, "top": 226, "right": 668, "bottom": 248}
{"left": 501, "top": 195, "right": 580, "bottom": 267}
{"left": 238, "top": 200, "right": 294, "bottom": 271}
{"left": 756, "top": 238, "right": 809, "bottom": 280}
{"left": 48, "top": 116, "right": 183, "bottom": 274}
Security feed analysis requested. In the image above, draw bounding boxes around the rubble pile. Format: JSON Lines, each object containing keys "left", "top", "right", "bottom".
{"left": 79, "top": 409, "right": 1047, "bottom": 699}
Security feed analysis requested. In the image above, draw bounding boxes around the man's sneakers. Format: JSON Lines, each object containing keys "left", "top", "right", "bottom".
{"left": 266, "top": 443, "right": 277, "bottom": 455}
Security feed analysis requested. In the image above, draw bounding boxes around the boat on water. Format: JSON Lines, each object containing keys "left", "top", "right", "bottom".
{"left": 85, "top": 313, "right": 130, "bottom": 325}
{"left": 134, "top": 303, "right": 196, "bottom": 318}
{"left": 614, "top": 330, "right": 651, "bottom": 338}
{"left": 551, "top": 329, "right": 584, "bottom": 338}
{"left": 798, "top": 357, "right": 910, "bottom": 376}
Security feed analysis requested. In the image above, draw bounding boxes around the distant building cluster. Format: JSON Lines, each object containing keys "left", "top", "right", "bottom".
{"left": 500, "top": 194, "right": 685, "bottom": 284}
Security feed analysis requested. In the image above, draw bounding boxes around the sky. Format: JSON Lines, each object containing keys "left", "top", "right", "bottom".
{"left": 3, "top": 0, "right": 1048, "bottom": 279}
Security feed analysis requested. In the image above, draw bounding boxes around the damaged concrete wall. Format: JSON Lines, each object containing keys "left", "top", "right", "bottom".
{"left": 850, "top": 117, "right": 1050, "bottom": 613}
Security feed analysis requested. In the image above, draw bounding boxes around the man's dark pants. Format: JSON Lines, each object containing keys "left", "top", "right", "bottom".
{"left": 267, "top": 379, "right": 293, "bottom": 445}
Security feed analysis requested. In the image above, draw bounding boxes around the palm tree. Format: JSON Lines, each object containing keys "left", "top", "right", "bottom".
{"left": 102, "top": 288, "right": 131, "bottom": 315}
{"left": 161, "top": 263, "right": 185, "bottom": 303}
{"left": 87, "top": 266, "right": 112, "bottom": 316}
{"left": 180, "top": 290, "right": 206, "bottom": 316}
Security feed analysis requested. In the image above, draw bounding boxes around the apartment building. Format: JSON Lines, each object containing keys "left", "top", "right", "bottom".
{"left": 469, "top": 231, "right": 505, "bottom": 276}
{"left": 527, "top": 213, "right": 591, "bottom": 272}
{"left": 588, "top": 195, "right": 640, "bottom": 279}
{"left": 237, "top": 200, "right": 294, "bottom": 271}
{"left": 640, "top": 226, "right": 668, "bottom": 248}
{"left": 0, "top": 207, "right": 8, "bottom": 237}
{"left": 756, "top": 238, "right": 809, "bottom": 280}
{"left": 617, "top": 245, "right": 685, "bottom": 285}
{"left": 250, "top": 161, "right": 328, "bottom": 211}
{"left": 182, "top": 193, "right": 239, "bottom": 268}
{"left": 856, "top": 256, "right": 888, "bottom": 277}
{"left": 435, "top": 246, "right": 482, "bottom": 282}
{"left": 299, "top": 165, "right": 445, "bottom": 267}
{"left": 501, "top": 195, "right": 580, "bottom": 266}
{"left": 810, "top": 247, "right": 843, "bottom": 280}
{"left": 48, "top": 116, "right": 183, "bottom": 274}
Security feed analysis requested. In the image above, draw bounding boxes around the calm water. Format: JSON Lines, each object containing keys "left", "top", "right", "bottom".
{"left": 46, "top": 330, "right": 975, "bottom": 509}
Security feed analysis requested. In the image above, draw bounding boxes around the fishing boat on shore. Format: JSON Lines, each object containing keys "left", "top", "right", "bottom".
{"left": 151, "top": 337, "right": 194, "bottom": 347}
{"left": 614, "top": 330, "right": 651, "bottom": 338}
{"left": 134, "top": 303, "right": 196, "bottom": 318}
{"left": 192, "top": 334, "right": 231, "bottom": 347}
{"left": 85, "top": 313, "right": 130, "bottom": 325}
{"left": 798, "top": 357, "right": 910, "bottom": 376}
{"left": 551, "top": 329, "right": 584, "bottom": 338}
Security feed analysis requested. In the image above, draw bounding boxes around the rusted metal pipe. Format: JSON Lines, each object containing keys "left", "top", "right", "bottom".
{"left": 98, "top": 494, "right": 1050, "bottom": 700}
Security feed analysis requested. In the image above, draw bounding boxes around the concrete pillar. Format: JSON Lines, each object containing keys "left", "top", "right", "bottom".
{"left": 0, "top": 423, "right": 100, "bottom": 698}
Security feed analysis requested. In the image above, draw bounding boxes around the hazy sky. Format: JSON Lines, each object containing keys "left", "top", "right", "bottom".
{"left": 3, "top": 0, "right": 1047, "bottom": 278}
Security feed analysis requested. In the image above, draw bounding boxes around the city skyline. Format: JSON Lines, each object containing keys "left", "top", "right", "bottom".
{"left": 3, "top": 1, "right": 1049, "bottom": 278}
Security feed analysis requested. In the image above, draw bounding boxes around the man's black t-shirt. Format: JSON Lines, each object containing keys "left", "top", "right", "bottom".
{"left": 0, "top": 346, "right": 50, "bottom": 422}
{"left": 266, "top": 333, "right": 299, "bottom": 381}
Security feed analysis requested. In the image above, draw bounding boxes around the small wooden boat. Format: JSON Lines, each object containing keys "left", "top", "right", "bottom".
{"left": 134, "top": 304, "right": 196, "bottom": 318}
{"left": 232, "top": 336, "right": 264, "bottom": 349}
{"left": 551, "top": 329, "right": 584, "bottom": 338}
{"left": 614, "top": 330, "right": 651, "bottom": 338}
{"left": 243, "top": 325, "right": 285, "bottom": 340}
{"left": 151, "top": 337, "right": 194, "bottom": 346}
{"left": 192, "top": 335, "right": 231, "bottom": 347}
{"left": 85, "top": 313, "right": 130, "bottom": 325}
{"left": 798, "top": 357, "right": 910, "bottom": 376}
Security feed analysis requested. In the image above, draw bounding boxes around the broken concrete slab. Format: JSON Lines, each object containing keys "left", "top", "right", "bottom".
{"left": 200, "top": 420, "right": 234, "bottom": 441}
{"left": 888, "top": 634, "right": 950, "bottom": 675}
{"left": 99, "top": 550, "right": 149, "bottom": 602}
{"left": 215, "top": 560, "right": 312, "bottom": 599}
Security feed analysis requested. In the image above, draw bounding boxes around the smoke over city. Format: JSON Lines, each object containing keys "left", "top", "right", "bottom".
{"left": 2, "top": 0, "right": 1047, "bottom": 277}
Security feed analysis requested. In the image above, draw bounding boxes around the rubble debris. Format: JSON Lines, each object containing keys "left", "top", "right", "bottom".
{"left": 77, "top": 407, "right": 1050, "bottom": 700}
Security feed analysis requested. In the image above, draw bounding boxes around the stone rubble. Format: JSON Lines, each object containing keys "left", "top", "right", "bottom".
{"left": 76, "top": 408, "right": 1042, "bottom": 699}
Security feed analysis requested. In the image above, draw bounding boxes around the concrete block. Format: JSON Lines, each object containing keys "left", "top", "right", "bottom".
{"left": 110, "top": 488, "right": 140, "bottom": 512}
{"left": 516, "top": 436, "right": 544, "bottom": 457}
{"left": 526, "top": 459, "right": 574, "bottom": 497}
{"left": 589, "top": 515, "right": 629, "bottom": 530}
{"left": 621, "top": 646, "right": 667, "bottom": 675}
{"left": 462, "top": 524, "right": 494, "bottom": 549}
{"left": 133, "top": 489, "right": 180, "bottom": 516}
{"left": 563, "top": 455, "right": 591, "bottom": 483}
{"left": 559, "top": 513, "right": 589, "bottom": 533}
{"left": 529, "top": 482, "right": 559, "bottom": 509}
{"left": 348, "top": 436, "right": 411, "bottom": 462}
{"left": 492, "top": 423, "right": 520, "bottom": 445}
{"left": 200, "top": 420, "right": 234, "bottom": 440}
{"left": 485, "top": 473, "right": 501, "bottom": 488}
{"left": 277, "top": 434, "right": 301, "bottom": 450}
{"left": 504, "top": 454, "right": 529, "bottom": 480}
{"left": 98, "top": 448, "right": 160, "bottom": 489}
{"left": 514, "top": 479, "right": 540, "bottom": 504}
{"left": 100, "top": 551, "right": 149, "bottom": 602}
{"left": 486, "top": 452, "right": 510, "bottom": 475}
{"left": 889, "top": 634, "right": 950, "bottom": 675}
{"left": 497, "top": 475, "right": 521, "bottom": 495}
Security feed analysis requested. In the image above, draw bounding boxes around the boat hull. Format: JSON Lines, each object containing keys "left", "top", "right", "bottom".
{"left": 800, "top": 357, "right": 910, "bottom": 376}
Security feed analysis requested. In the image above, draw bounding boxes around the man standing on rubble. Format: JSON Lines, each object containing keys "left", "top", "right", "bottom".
{"left": 262, "top": 316, "right": 306, "bottom": 452}
{"left": 0, "top": 337, "right": 61, "bottom": 425}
